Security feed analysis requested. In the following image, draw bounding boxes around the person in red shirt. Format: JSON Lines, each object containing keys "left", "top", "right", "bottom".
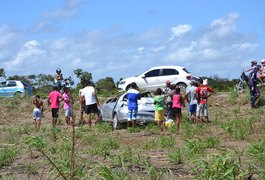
{"left": 196, "top": 79, "right": 214, "bottom": 123}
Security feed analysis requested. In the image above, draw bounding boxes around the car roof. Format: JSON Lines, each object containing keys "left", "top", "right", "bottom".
{"left": 148, "top": 66, "right": 185, "bottom": 70}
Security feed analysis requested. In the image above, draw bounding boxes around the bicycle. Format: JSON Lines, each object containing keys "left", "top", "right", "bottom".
{"left": 234, "top": 72, "right": 247, "bottom": 93}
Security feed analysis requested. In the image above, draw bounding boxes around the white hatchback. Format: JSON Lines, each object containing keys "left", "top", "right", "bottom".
{"left": 118, "top": 66, "right": 192, "bottom": 92}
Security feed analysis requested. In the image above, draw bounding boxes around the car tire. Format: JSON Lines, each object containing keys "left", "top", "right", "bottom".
{"left": 14, "top": 91, "right": 23, "bottom": 98}
{"left": 176, "top": 83, "right": 187, "bottom": 92}
{"left": 125, "top": 85, "right": 131, "bottom": 91}
{"left": 112, "top": 114, "right": 119, "bottom": 130}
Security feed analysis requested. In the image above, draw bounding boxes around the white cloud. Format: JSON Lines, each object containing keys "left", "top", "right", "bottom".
{"left": 210, "top": 12, "right": 239, "bottom": 37}
{"left": 31, "top": 0, "right": 86, "bottom": 33}
{"left": 0, "top": 26, "right": 21, "bottom": 46}
{"left": 5, "top": 40, "right": 45, "bottom": 70}
{"left": 50, "top": 38, "right": 69, "bottom": 50}
{"left": 169, "top": 24, "right": 192, "bottom": 40}
{"left": 1, "top": 12, "right": 262, "bottom": 81}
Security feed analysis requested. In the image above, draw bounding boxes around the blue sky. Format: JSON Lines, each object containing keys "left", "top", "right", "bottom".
{"left": 0, "top": 0, "right": 264, "bottom": 82}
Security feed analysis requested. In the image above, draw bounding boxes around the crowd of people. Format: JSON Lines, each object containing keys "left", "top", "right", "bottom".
{"left": 31, "top": 68, "right": 216, "bottom": 132}
{"left": 151, "top": 79, "right": 214, "bottom": 134}
{"left": 30, "top": 59, "right": 265, "bottom": 132}
{"left": 32, "top": 69, "right": 100, "bottom": 130}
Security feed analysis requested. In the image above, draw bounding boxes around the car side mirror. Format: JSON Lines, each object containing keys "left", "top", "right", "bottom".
{"left": 141, "top": 75, "right": 145, "bottom": 78}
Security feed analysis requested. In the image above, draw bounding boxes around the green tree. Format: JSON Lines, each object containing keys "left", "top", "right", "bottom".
{"left": 8, "top": 75, "right": 31, "bottom": 84}
{"left": 74, "top": 69, "right": 93, "bottom": 89}
{"left": 0, "top": 68, "right": 5, "bottom": 78}
{"left": 96, "top": 77, "right": 116, "bottom": 92}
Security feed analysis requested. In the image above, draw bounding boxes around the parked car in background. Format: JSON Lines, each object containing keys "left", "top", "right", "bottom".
{"left": 0, "top": 80, "right": 33, "bottom": 97}
{"left": 118, "top": 66, "right": 193, "bottom": 92}
{"left": 100, "top": 91, "right": 155, "bottom": 129}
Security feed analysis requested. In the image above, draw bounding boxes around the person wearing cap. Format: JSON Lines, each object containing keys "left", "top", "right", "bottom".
{"left": 163, "top": 80, "right": 171, "bottom": 94}
{"left": 81, "top": 80, "right": 100, "bottom": 128}
{"left": 48, "top": 84, "right": 63, "bottom": 126}
{"left": 244, "top": 60, "right": 257, "bottom": 73}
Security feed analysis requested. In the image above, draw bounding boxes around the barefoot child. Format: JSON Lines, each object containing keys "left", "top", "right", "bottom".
{"left": 63, "top": 86, "right": 74, "bottom": 127}
{"left": 154, "top": 88, "right": 165, "bottom": 131}
{"left": 32, "top": 95, "right": 44, "bottom": 130}
{"left": 172, "top": 87, "right": 185, "bottom": 133}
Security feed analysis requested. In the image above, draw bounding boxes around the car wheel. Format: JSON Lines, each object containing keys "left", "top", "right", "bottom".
{"left": 112, "top": 114, "right": 119, "bottom": 130}
{"left": 176, "top": 83, "right": 187, "bottom": 93}
{"left": 125, "top": 85, "right": 131, "bottom": 91}
{"left": 14, "top": 91, "right": 22, "bottom": 98}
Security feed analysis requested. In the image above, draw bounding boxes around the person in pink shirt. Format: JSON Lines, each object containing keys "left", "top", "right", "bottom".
{"left": 172, "top": 87, "right": 185, "bottom": 133}
{"left": 63, "top": 87, "right": 73, "bottom": 127}
{"left": 48, "top": 85, "right": 62, "bottom": 126}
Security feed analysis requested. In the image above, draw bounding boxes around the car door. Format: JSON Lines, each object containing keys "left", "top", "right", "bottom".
{"left": 160, "top": 68, "right": 180, "bottom": 86}
{"left": 5, "top": 81, "right": 18, "bottom": 97}
{"left": 0, "top": 82, "right": 7, "bottom": 97}
{"left": 101, "top": 98, "right": 115, "bottom": 121}
{"left": 137, "top": 69, "right": 161, "bottom": 92}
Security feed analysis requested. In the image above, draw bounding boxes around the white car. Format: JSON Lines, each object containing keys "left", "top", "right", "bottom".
{"left": 118, "top": 66, "right": 192, "bottom": 92}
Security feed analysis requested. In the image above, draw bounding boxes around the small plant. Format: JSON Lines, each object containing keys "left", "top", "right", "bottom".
{"left": 127, "top": 126, "right": 142, "bottom": 133}
{"left": 0, "top": 147, "right": 17, "bottom": 168}
{"left": 203, "top": 136, "right": 220, "bottom": 148}
{"left": 96, "top": 122, "right": 113, "bottom": 133}
{"left": 168, "top": 148, "right": 182, "bottom": 165}
{"left": 143, "top": 138, "right": 158, "bottom": 150}
{"left": 192, "top": 153, "right": 247, "bottom": 179}
{"left": 89, "top": 137, "right": 119, "bottom": 157}
{"left": 158, "top": 135, "right": 175, "bottom": 148}
{"left": 25, "top": 163, "right": 39, "bottom": 176}
{"left": 185, "top": 139, "right": 204, "bottom": 155}
{"left": 228, "top": 88, "right": 238, "bottom": 105}
{"left": 247, "top": 139, "right": 265, "bottom": 165}
{"left": 220, "top": 117, "right": 253, "bottom": 140}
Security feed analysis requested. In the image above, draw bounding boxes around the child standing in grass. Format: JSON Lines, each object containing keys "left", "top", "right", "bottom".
{"left": 154, "top": 88, "right": 165, "bottom": 131}
{"left": 48, "top": 85, "right": 62, "bottom": 126}
{"left": 63, "top": 86, "right": 74, "bottom": 128}
{"left": 172, "top": 87, "right": 185, "bottom": 133}
{"left": 32, "top": 95, "right": 44, "bottom": 130}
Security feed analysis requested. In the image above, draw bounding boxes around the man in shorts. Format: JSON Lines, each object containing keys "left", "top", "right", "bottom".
{"left": 48, "top": 85, "right": 62, "bottom": 126}
{"left": 185, "top": 81, "right": 198, "bottom": 123}
{"left": 196, "top": 79, "right": 214, "bottom": 123}
{"left": 81, "top": 80, "right": 99, "bottom": 128}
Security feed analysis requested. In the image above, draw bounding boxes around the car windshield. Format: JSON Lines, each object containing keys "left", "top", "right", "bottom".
{"left": 182, "top": 68, "right": 190, "bottom": 74}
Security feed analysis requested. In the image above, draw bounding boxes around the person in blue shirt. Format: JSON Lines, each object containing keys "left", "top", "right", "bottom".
{"left": 124, "top": 82, "right": 141, "bottom": 128}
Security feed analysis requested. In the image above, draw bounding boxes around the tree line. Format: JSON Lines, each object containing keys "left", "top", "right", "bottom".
{"left": 0, "top": 68, "right": 117, "bottom": 98}
{"left": 0, "top": 68, "right": 238, "bottom": 97}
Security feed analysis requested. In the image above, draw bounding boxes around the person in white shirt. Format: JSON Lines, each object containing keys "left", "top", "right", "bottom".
{"left": 81, "top": 80, "right": 99, "bottom": 128}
